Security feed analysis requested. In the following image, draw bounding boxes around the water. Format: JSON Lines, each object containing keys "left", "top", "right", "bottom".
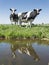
{"left": 0, "top": 40, "right": 49, "bottom": 65}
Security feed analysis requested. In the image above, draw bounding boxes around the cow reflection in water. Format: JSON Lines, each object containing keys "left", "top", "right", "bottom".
{"left": 11, "top": 43, "right": 40, "bottom": 61}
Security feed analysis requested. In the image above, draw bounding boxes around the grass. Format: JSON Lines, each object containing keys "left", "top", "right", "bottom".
{"left": 0, "top": 24, "right": 49, "bottom": 40}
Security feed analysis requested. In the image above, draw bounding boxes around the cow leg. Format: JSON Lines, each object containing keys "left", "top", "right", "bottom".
{"left": 17, "top": 21, "right": 18, "bottom": 25}
{"left": 25, "top": 22, "right": 29, "bottom": 28}
{"left": 11, "top": 22, "right": 13, "bottom": 25}
{"left": 26, "top": 21, "right": 31, "bottom": 28}
{"left": 15, "top": 22, "right": 16, "bottom": 25}
{"left": 30, "top": 21, "right": 32, "bottom": 28}
{"left": 29, "top": 19, "right": 33, "bottom": 28}
{"left": 27, "top": 21, "right": 31, "bottom": 28}
{"left": 18, "top": 20, "right": 22, "bottom": 27}
{"left": 20, "top": 21, "right": 22, "bottom": 26}
{"left": 25, "top": 19, "right": 32, "bottom": 28}
{"left": 18, "top": 20, "right": 21, "bottom": 25}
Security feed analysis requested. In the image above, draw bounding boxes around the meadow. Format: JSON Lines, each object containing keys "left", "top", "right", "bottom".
{"left": 0, "top": 24, "right": 49, "bottom": 40}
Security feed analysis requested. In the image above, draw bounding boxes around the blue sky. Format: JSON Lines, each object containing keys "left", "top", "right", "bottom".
{"left": 0, "top": 0, "right": 49, "bottom": 24}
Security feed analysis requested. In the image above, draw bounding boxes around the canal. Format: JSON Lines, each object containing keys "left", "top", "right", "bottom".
{"left": 0, "top": 40, "right": 49, "bottom": 65}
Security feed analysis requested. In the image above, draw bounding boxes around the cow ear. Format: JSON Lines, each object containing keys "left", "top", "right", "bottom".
{"left": 14, "top": 9, "right": 17, "bottom": 11}
{"left": 10, "top": 8, "right": 12, "bottom": 11}
{"left": 34, "top": 9, "right": 36, "bottom": 11}
{"left": 39, "top": 9, "right": 42, "bottom": 12}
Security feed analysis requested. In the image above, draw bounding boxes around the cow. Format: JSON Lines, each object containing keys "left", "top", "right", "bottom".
{"left": 10, "top": 8, "right": 42, "bottom": 27}
{"left": 10, "top": 8, "right": 18, "bottom": 24}
{"left": 19, "top": 9, "right": 42, "bottom": 27}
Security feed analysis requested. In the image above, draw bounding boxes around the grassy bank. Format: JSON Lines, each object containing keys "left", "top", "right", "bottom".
{"left": 0, "top": 24, "right": 49, "bottom": 40}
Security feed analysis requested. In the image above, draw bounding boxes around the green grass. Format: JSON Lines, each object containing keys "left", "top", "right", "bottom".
{"left": 0, "top": 24, "right": 49, "bottom": 40}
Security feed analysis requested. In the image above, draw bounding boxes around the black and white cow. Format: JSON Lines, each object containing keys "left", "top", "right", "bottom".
{"left": 10, "top": 8, "right": 42, "bottom": 27}
{"left": 10, "top": 8, "right": 18, "bottom": 24}
{"left": 19, "top": 9, "right": 42, "bottom": 27}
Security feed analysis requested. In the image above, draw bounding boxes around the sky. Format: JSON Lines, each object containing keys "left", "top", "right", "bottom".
{"left": 0, "top": 0, "right": 49, "bottom": 24}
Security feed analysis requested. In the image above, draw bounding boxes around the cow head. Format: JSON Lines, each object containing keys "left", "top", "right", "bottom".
{"left": 34, "top": 9, "right": 42, "bottom": 15}
{"left": 10, "top": 8, "right": 17, "bottom": 14}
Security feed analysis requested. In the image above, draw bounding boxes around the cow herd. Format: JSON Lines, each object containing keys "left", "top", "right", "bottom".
{"left": 10, "top": 8, "right": 42, "bottom": 27}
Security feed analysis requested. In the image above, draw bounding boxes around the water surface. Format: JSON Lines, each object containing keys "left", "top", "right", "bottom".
{"left": 0, "top": 40, "right": 49, "bottom": 65}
